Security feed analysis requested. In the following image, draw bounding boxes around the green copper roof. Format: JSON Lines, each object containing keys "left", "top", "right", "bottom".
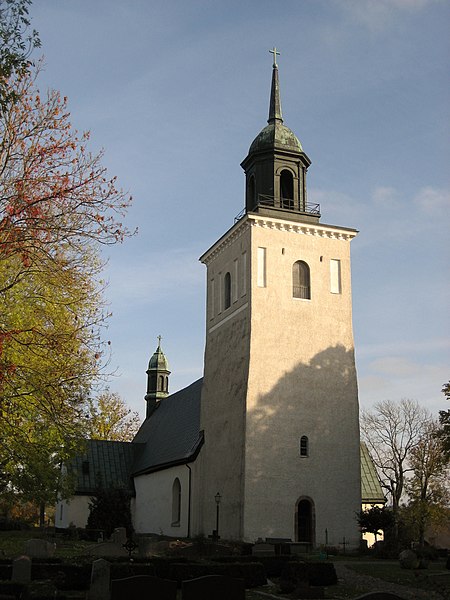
{"left": 360, "top": 442, "right": 385, "bottom": 504}
{"left": 148, "top": 341, "right": 170, "bottom": 372}
{"left": 248, "top": 59, "right": 303, "bottom": 155}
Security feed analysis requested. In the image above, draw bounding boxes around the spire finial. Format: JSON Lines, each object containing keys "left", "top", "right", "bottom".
{"left": 268, "top": 47, "right": 283, "bottom": 124}
{"left": 157, "top": 334, "right": 162, "bottom": 347}
{"left": 269, "top": 46, "right": 280, "bottom": 68}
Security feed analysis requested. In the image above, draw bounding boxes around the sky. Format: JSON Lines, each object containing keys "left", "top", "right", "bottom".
{"left": 30, "top": 0, "right": 449, "bottom": 420}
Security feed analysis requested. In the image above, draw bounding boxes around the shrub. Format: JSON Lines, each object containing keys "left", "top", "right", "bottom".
{"left": 87, "top": 488, "right": 133, "bottom": 538}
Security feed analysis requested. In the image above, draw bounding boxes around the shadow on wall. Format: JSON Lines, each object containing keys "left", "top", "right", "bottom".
{"left": 244, "top": 344, "right": 360, "bottom": 542}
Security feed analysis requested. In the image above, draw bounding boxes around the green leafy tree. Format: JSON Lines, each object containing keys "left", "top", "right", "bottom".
{"left": 87, "top": 488, "right": 133, "bottom": 538}
{"left": 438, "top": 381, "right": 450, "bottom": 459}
{"left": 0, "top": 0, "right": 40, "bottom": 109}
{"left": 357, "top": 506, "right": 394, "bottom": 545}
{"left": 406, "top": 419, "right": 449, "bottom": 547}
{"left": 87, "top": 391, "right": 141, "bottom": 442}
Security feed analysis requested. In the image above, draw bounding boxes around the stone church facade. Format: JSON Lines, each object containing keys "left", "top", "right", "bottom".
{"left": 56, "top": 56, "right": 365, "bottom": 548}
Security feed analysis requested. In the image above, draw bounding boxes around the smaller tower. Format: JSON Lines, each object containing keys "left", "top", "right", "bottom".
{"left": 145, "top": 336, "right": 170, "bottom": 417}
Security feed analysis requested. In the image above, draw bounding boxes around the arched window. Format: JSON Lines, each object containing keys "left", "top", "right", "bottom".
{"left": 300, "top": 436, "right": 309, "bottom": 457}
{"left": 248, "top": 175, "right": 256, "bottom": 210}
{"left": 159, "top": 375, "right": 165, "bottom": 391}
{"left": 293, "top": 261, "right": 311, "bottom": 299}
{"left": 172, "top": 478, "right": 181, "bottom": 526}
{"left": 280, "top": 169, "right": 294, "bottom": 209}
{"left": 224, "top": 272, "right": 231, "bottom": 310}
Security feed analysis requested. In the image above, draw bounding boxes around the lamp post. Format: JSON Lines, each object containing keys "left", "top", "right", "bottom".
{"left": 214, "top": 492, "right": 221, "bottom": 540}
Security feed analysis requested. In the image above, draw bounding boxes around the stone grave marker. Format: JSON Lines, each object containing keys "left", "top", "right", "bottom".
{"left": 112, "top": 527, "right": 127, "bottom": 545}
{"left": 12, "top": 555, "right": 31, "bottom": 583}
{"left": 252, "top": 542, "right": 275, "bottom": 555}
{"left": 88, "top": 558, "right": 110, "bottom": 600}
{"left": 24, "top": 538, "right": 55, "bottom": 558}
{"left": 182, "top": 575, "right": 245, "bottom": 600}
{"left": 111, "top": 575, "right": 177, "bottom": 600}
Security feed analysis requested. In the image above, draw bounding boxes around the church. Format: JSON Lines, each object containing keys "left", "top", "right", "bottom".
{"left": 56, "top": 53, "right": 375, "bottom": 549}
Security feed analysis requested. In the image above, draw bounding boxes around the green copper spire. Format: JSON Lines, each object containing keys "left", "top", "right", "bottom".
{"left": 268, "top": 47, "right": 283, "bottom": 124}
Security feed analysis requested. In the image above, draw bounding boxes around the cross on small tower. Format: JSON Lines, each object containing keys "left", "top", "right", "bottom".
{"left": 157, "top": 334, "right": 162, "bottom": 346}
{"left": 269, "top": 46, "right": 280, "bottom": 67}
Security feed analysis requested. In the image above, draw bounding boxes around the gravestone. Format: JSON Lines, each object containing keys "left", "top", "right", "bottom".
{"left": 88, "top": 558, "right": 110, "bottom": 600}
{"left": 399, "top": 549, "right": 419, "bottom": 569}
{"left": 182, "top": 575, "right": 245, "bottom": 600}
{"left": 24, "top": 538, "right": 55, "bottom": 558}
{"left": 112, "top": 527, "right": 127, "bottom": 545}
{"left": 12, "top": 555, "right": 31, "bottom": 583}
{"left": 111, "top": 575, "right": 177, "bottom": 600}
{"left": 252, "top": 542, "right": 275, "bottom": 555}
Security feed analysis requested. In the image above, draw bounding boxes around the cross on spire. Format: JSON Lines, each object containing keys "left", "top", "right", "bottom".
{"left": 157, "top": 334, "right": 162, "bottom": 347}
{"left": 269, "top": 47, "right": 280, "bottom": 68}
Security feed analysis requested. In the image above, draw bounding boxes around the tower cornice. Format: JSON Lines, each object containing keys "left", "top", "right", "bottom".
{"left": 200, "top": 214, "right": 358, "bottom": 266}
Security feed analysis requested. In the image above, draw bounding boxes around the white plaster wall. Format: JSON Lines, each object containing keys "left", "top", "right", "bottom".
{"left": 197, "top": 222, "right": 251, "bottom": 539}
{"left": 55, "top": 496, "right": 90, "bottom": 529}
{"left": 243, "top": 217, "right": 361, "bottom": 547}
{"left": 133, "top": 465, "right": 192, "bottom": 537}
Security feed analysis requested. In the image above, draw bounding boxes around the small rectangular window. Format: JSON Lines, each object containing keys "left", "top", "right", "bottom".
{"left": 209, "top": 278, "right": 215, "bottom": 319}
{"left": 241, "top": 251, "right": 247, "bottom": 296}
{"left": 330, "top": 259, "right": 341, "bottom": 294}
{"left": 233, "top": 259, "right": 239, "bottom": 303}
{"left": 257, "top": 247, "right": 266, "bottom": 288}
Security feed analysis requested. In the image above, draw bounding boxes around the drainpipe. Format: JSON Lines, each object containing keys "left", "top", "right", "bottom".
{"left": 185, "top": 464, "right": 192, "bottom": 538}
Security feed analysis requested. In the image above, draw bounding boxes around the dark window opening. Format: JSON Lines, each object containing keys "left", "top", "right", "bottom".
{"left": 224, "top": 272, "right": 231, "bottom": 310}
{"left": 280, "top": 170, "right": 294, "bottom": 209}
{"left": 300, "top": 436, "right": 309, "bottom": 457}
{"left": 293, "top": 261, "right": 311, "bottom": 299}
{"left": 172, "top": 478, "right": 181, "bottom": 526}
{"left": 248, "top": 176, "right": 256, "bottom": 210}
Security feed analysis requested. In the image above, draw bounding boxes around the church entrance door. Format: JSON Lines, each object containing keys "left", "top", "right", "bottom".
{"left": 297, "top": 499, "right": 314, "bottom": 545}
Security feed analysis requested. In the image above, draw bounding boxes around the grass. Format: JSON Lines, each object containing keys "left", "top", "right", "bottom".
{"left": 0, "top": 529, "right": 97, "bottom": 559}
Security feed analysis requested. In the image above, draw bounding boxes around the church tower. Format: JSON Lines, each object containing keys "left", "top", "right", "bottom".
{"left": 195, "top": 50, "right": 361, "bottom": 547}
{"left": 144, "top": 337, "right": 170, "bottom": 417}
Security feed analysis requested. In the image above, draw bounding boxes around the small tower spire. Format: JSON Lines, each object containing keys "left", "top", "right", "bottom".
{"left": 145, "top": 336, "right": 171, "bottom": 417}
{"left": 268, "top": 47, "right": 283, "bottom": 124}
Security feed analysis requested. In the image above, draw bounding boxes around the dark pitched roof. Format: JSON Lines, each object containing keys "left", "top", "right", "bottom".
{"left": 132, "top": 378, "right": 203, "bottom": 476}
{"left": 360, "top": 442, "right": 385, "bottom": 504}
{"left": 71, "top": 439, "right": 139, "bottom": 495}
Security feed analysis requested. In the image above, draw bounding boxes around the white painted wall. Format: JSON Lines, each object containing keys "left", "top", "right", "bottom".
{"left": 55, "top": 496, "right": 90, "bottom": 529}
{"left": 133, "top": 465, "right": 193, "bottom": 537}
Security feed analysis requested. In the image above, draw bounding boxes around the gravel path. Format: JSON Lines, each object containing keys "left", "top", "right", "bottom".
{"left": 334, "top": 561, "right": 446, "bottom": 600}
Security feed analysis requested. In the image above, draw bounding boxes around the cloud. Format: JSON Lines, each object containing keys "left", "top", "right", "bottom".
{"left": 413, "top": 186, "right": 450, "bottom": 214}
{"left": 333, "top": 0, "right": 441, "bottom": 31}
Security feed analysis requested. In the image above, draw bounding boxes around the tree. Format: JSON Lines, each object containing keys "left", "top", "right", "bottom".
{"left": 406, "top": 419, "right": 449, "bottom": 547}
{"left": 87, "top": 391, "right": 141, "bottom": 442}
{"left": 357, "top": 506, "right": 394, "bottom": 545}
{"left": 360, "top": 399, "right": 430, "bottom": 515}
{"left": 438, "top": 381, "right": 450, "bottom": 459}
{"left": 87, "top": 487, "right": 133, "bottom": 538}
{"left": 0, "top": 64, "right": 133, "bottom": 512}
{"left": 0, "top": 0, "right": 40, "bottom": 109}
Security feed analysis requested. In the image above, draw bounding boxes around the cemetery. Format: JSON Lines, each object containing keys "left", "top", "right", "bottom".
{"left": 0, "top": 526, "right": 449, "bottom": 599}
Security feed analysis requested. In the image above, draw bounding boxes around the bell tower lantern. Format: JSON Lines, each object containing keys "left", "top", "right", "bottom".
{"left": 145, "top": 336, "right": 170, "bottom": 417}
{"left": 240, "top": 48, "right": 318, "bottom": 224}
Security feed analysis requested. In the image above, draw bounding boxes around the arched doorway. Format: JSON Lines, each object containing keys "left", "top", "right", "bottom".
{"left": 296, "top": 497, "right": 315, "bottom": 547}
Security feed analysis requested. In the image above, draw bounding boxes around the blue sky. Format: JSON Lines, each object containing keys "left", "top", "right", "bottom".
{"left": 31, "top": 0, "right": 449, "bottom": 419}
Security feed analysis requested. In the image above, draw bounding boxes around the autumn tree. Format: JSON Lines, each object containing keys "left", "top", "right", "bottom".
{"left": 0, "top": 64, "right": 133, "bottom": 515}
{"left": 87, "top": 391, "right": 141, "bottom": 442}
{"left": 357, "top": 506, "right": 394, "bottom": 545}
